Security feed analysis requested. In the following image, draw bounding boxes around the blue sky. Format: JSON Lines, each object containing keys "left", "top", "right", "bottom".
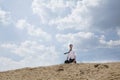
{"left": 0, "top": 0, "right": 120, "bottom": 71}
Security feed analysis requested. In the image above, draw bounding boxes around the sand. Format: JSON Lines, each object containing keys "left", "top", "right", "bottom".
{"left": 0, "top": 62, "right": 120, "bottom": 80}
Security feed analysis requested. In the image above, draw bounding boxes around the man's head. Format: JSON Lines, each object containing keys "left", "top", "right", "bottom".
{"left": 69, "top": 44, "right": 73, "bottom": 49}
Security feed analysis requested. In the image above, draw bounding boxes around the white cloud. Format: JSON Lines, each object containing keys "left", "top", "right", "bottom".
{"left": 83, "top": 0, "right": 101, "bottom": 7}
{"left": 52, "top": 0, "right": 102, "bottom": 30}
{"left": 16, "top": 19, "right": 29, "bottom": 29}
{"left": 32, "top": 0, "right": 82, "bottom": 23}
{"left": 99, "top": 34, "right": 120, "bottom": 48}
{"left": 1, "top": 43, "right": 16, "bottom": 49}
{"left": 0, "top": 40, "right": 60, "bottom": 71}
{"left": 56, "top": 32, "right": 101, "bottom": 51}
{"left": 100, "top": 39, "right": 120, "bottom": 47}
{"left": 32, "top": 0, "right": 102, "bottom": 30}
{"left": 57, "top": 32, "right": 120, "bottom": 51}
{"left": 16, "top": 19, "right": 51, "bottom": 41}
{"left": 107, "top": 40, "right": 120, "bottom": 46}
{"left": 117, "top": 28, "right": 120, "bottom": 36}
{"left": 0, "top": 57, "right": 23, "bottom": 71}
{"left": 87, "top": 0, "right": 120, "bottom": 31}
{"left": 56, "top": 32, "right": 95, "bottom": 43}
{"left": 0, "top": 8, "right": 11, "bottom": 25}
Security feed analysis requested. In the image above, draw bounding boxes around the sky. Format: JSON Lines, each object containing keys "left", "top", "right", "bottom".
{"left": 0, "top": 0, "right": 120, "bottom": 71}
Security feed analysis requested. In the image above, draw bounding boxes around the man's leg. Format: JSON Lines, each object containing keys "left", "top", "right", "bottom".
{"left": 64, "top": 60, "right": 69, "bottom": 63}
{"left": 69, "top": 59, "right": 76, "bottom": 63}
{"left": 74, "top": 60, "right": 77, "bottom": 63}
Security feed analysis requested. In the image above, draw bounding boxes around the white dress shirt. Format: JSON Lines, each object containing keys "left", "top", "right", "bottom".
{"left": 67, "top": 50, "right": 76, "bottom": 60}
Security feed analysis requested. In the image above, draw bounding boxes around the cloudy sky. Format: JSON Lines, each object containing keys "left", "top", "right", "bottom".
{"left": 0, "top": 0, "right": 120, "bottom": 71}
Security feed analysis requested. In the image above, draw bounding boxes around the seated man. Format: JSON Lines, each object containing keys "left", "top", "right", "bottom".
{"left": 64, "top": 44, "right": 76, "bottom": 64}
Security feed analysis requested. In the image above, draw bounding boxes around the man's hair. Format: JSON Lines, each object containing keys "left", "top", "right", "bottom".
{"left": 69, "top": 44, "right": 73, "bottom": 46}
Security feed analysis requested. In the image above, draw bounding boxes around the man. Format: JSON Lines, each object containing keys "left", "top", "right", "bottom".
{"left": 64, "top": 44, "right": 76, "bottom": 63}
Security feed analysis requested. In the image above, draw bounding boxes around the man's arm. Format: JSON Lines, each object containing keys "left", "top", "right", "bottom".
{"left": 64, "top": 52, "right": 69, "bottom": 54}
{"left": 64, "top": 49, "right": 72, "bottom": 54}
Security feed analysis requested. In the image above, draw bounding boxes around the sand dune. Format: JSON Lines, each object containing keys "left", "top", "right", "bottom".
{"left": 0, "top": 62, "right": 120, "bottom": 80}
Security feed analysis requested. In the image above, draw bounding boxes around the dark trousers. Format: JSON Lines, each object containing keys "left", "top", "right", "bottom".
{"left": 64, "top": 59, "right": 76, "bottom": 64}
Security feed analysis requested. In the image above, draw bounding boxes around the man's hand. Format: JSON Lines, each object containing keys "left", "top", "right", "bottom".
{"left": 64, "top": 52, "right": 68, "bottom": 54}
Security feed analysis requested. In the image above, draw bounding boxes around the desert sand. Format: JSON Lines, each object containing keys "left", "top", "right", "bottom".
{"left": 0, "top": 62, "right": 120, "bottom": 80}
